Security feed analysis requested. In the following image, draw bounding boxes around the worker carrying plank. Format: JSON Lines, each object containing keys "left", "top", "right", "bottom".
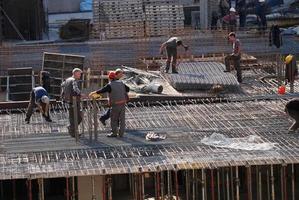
{"left": 89, "top": 71, "right": 129, "bottom": 137}
{"left": 285, "top": 99, "right": 299, "bottom": 134}
{"left": 159, "top": 37, "right": 188, "bottom": 74}
{"left": 224, "top": 32, "right": 242, "bottom": 83}
{"left": 61, "top": 68, "right": 83, "bottom": 137}
{"left": 25, "top": 86, "right": 52, "bottom": 124}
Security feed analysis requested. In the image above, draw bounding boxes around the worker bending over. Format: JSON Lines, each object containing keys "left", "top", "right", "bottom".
{"left": 25, "top": 86, "right": 52, "bottom": 124}
{"left": 89, "top": 71, "right": 129, "bottom": 137}
{"left": 160, "top": 37, "right": 188, "bottom": 74}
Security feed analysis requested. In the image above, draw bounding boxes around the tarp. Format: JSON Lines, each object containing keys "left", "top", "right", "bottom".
{"left": 201, "top": 133, "right": 276, "bottom": 151}
{"left": 80, "top": 0, "right": 92, "bottom": 11}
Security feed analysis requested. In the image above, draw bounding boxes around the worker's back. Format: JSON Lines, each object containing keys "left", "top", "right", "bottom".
{"left": 109, "top": 80, "right": 126, "bottom": 105}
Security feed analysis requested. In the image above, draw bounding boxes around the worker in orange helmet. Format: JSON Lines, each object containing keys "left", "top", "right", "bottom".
{"left": 89, "top": 71, "right": 130, "bottom": 137}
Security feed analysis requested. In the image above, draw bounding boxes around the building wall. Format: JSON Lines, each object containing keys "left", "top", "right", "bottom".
{"left": 46, "top": 0, "right": 81, "bottom": 14}
{"left": 78, "top": 176, "right": 104, "bottom": 200}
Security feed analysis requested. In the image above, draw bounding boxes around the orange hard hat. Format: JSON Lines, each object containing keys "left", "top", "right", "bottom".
{"left": 278, "top": 85, "right": 286, "bottom": 95}
{"left": 108, "top": 71, "right": 116, "bottom": 80}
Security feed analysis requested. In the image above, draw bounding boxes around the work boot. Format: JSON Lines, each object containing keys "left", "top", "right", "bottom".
{"left": 45, "top": 116, "right": 52, "bottom": 122}
{"left": 25, "top": 117, "right": 30, "bottom": 124}
{"left": 172, "top": 69, "right": 178, "bottom": 74}
{"left": 107, "top": 132, "right": 117, "bottom": 137}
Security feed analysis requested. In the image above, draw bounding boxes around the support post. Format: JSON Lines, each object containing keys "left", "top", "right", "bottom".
{"left": 235, "top": 167, "right": 240, "bottom": 200}
{"left": 168, "top": 170, "right": 172, "bottom": 199}
{"left": 91, "top": 176, "right": 96, "bottom": 200}
{"left": 38, "top": 178, "right": 45, "bottom": 200}
{"left": 271, "top": 165, "right": 275, "bottom": 200}
{"left": 108, "top": 176, "right": 112, "bottom": 200}
{"left": 93, "top": 99, "right": 98, "bottom": 141}
{"left": 88, "top": 101, "right": 92, "bottom": 142}
{"left": 66, "top": 177, "right": 70, "bottom": 200}
{"left": 73, "top": 97, "right": 79, "bottom": 142}
{"left": 27, "top": 179, "right": 32, "bottom": 200}
{"left": 13, "top": 179, "right": 16, "bottom": 200}
{"left": 217, "top": 169, "right": 221, "bottom": 200}
{"left": 246, "top": 166, "right": 252, "bottom": 200}
{"left": 202, "top": 169, "right": 206, "bottom": 200}
{"left": 175, "top": 170, "right": 179, "bottom": 200}
{"left": 291, "top": 164, "right": 295, "bottom": 200}
{"left": 71, "top": 177, "right": 76, "bottom": 200}
{"left": 102, "top": 176, "right": 107, "bottom": 200}
{"left": 211, "top": 169, "right": 215, "bottom": 200}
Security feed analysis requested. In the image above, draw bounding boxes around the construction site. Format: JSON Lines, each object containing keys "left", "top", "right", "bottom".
{"left": 0, "top": 0, "right": 299, "bottom": 200}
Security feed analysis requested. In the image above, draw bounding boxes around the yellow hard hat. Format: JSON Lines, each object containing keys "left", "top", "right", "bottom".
{"left": 90, "top": 93, "right": 102, "bottom": 100}
{"left": 285, "top": 54, "right": 293, "bottom": 64}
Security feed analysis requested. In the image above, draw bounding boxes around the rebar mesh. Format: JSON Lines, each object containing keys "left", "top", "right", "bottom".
{"left": 1, "top": 97, "right": 299, "bottom": 179}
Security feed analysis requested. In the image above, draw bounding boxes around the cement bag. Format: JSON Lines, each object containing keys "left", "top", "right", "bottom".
{"left": 80, "top": 0, "right": 92, "bottom": 11}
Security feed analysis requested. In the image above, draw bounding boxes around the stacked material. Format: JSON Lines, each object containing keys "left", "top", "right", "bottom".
{"left": 164, "top": 61, "right": 239, "bottom": 90}
{"left": 7, "top": 68, "right": 34, "bottom": 101}
{"left": 144, "top": 0, "right": 184, "bottom": 36}
{"left": 93, "top": 0, "right": 145, "bottom": 39}
{"left": 42, "top": 52, "right": 85, "bottom": 99}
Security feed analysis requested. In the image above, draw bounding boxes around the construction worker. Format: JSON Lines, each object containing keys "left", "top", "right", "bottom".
{"left": 224, "top": 32, "right": 242, "bottom": 83}
{"left": 159, "top": 37, "right": 188, "bottom": 74}
{"left": 89, "top": 71, "right": 129, "bottom": 137}
{"left": 222, "top": 7, "right": 237, "bottom": 32}
{"left": 285, "top": 99, "right": 299, "bottom": 133}
{"left": 98, "top": 71, "right": 117, "bottom": 125}
{"left": 25, "top": 86, "right": 52, "bottom": 124}
{"left": 61, "top": 68, "right": 83, "bottom": 137}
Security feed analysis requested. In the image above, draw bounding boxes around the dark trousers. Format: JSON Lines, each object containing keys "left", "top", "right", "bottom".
{"left": 286, "top": 108, "right": 299, "bottom": 131}
{"left": 26, "top": 91, "right": 49, "bottom": 120}
{"left": 68, "top": 103, "right": 82, "bottom": 137}
{"left": 110, "top": 104, "right": 126, "bottom": 136}
{"left": 100, "top": 108, "right": 111, "bottom": 121}
{"left": 225, "top": 54, "right": 242, "bottom": 83}
{"left": 166, "top": 47, "right": 177, "bottom": 72}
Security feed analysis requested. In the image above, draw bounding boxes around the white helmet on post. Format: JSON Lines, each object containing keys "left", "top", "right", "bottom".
{"left": 41, "top": 95, "right": 50, "bottom": 104}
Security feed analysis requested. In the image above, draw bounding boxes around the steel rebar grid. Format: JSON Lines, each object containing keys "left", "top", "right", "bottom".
{"left": 0, "top": 98, "right": 299, "bottom": 179}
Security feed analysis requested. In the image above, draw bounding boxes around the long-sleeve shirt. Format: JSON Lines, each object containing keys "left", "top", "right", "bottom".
{"left": 96, "top": 82, "right": 130, "bottom": 94}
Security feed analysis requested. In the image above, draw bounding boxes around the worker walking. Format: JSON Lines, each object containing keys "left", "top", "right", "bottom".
{"left": 224, "top": 32, "right": 242, "bottom": 83}
{"left": 61, "top": 68, "right": 83, "bottom": 137}
{"left": 99, "top": 68, "right": 125, "bottom": 126}
{"left": 159, "top": 37, "right": 188, "bottom": 74}
{"left": 89, "top": 71, "right": 129, "bottom": 137}
{"left": 285, "top": 99, "right": 299, "bottom": 133}
{"left": 25, "top": 86, "right": 52, "bottom": 124}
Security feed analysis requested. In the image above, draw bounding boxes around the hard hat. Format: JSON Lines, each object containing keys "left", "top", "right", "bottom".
{"left": 108, "top": 71, "right": 116, "bottom": 80}
{"left": 72, "top": 68, "right": 82, "bottom": 74}
{"left": 229, "top": 7, "right": 236, "bottom": 12}
{"left": 285, "top": 54, "right": 293, "bottom": 64}
{"left": 41, "top": 95, "right": 50, "bottom": 104}
{"left": 115, "top": 68, "right": 123, "bottom": 74}
{"left": 90, "top": 93, "right": 102, "bottom": 100}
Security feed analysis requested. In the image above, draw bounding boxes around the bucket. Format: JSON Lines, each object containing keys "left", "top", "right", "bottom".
{"left": 278, "top": 85, "right": 286, "bottom": 95}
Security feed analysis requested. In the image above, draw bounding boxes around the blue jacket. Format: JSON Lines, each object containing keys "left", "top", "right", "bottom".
{"left": 33, "top": 87, "right": 48, "bottom": 103}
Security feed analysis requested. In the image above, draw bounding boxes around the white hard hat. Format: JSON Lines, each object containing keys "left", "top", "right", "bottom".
{"left": 229, "top": 7, "right": 236, "bottom": 12}
{"left": 41, "top": 95, "right": 50, "bottom": 104}
{"left": 258, "top": 0, "right": 265, "bottom": 2}
{"left": 72, "top": 68, "right": 82, "bottom": 74}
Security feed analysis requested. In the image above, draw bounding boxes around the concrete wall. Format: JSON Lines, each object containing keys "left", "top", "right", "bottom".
{"left": 46, "top": 0, "right": 81, "bottom": 13}
{"left": 78, "top": 176, "right": 104, "bottom": 200}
